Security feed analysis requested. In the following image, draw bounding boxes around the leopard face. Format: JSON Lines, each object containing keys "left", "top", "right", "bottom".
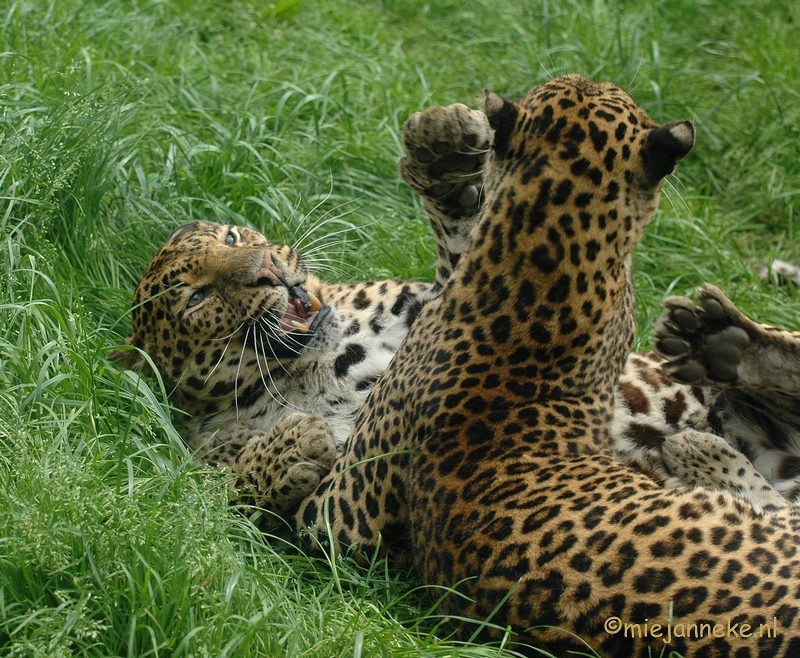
{"left": 115, "top": 221, "right": 330, "bottom": 416}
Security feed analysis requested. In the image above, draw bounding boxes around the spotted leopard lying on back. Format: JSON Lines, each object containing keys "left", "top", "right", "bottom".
{"left": 111, "top": 105, "right": 492, "bottom": 517}
{"left": 113, "top": 91, "right": 800, "bottom": 524}
{"left": 291, "top": 74, "right": 800, "bottom": 657}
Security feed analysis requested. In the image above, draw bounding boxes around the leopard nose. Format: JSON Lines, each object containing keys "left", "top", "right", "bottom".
{"left": 251, "top": 254, "right": 285, "bottom": 287}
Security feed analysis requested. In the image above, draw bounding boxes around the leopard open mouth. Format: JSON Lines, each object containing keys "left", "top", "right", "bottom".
{"left": 278, "top": 287, "right": 323, "bottom": 334}
{"left": 259, "top": 286, "right": 331, "bottom": 358}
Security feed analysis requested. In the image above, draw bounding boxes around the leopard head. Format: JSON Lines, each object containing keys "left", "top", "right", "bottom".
{"left": 112, "top": 221, "right": 329, "bottom": 398}
{"left": 441, "top": 75, "right": 695, "bottom": 411}
{"left": 483, "top": 74, "right": 695, "bottom": 252}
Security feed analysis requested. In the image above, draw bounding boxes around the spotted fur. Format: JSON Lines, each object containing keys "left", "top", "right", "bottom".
{"left": 292, "top": 75, "right": 800, "bottom": 656}
{"left": 114, "top": 90, "right": 800, "bottom": 528}
{"left": 112, "top": 221, "right": 438, "bottom": 515}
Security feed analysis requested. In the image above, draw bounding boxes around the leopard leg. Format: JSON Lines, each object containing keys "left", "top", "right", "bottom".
{"left": 652, "top": 282, "right": 800, "bottom": 393}
{"left": 662, "top": 430, "right": 791, "bottom": 514}
{"left": 194, "top": 413, "right": 337, "bottom": 523}
{"left": 399, "top": 103, "right": 491, "bottom": 289}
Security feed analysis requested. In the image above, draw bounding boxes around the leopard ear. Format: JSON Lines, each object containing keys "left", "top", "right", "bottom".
{"left": 166, "top": 221, "right": 203, "bottom": 244}
{"left": 109, "top": 333, "right": 147, "bottom": 371}
{"left": 484, "top": 90, "right": 517, "bottom": 156}
{"left": 642, "top": 121, "right": 695, "bottom": 183}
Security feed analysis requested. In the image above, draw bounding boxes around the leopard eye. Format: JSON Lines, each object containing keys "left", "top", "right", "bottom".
{"left": 187, "top": 290, "right": 205, "bottom": 308}
{"left": 225, "top": 231, "right": 237, "bottom": 246}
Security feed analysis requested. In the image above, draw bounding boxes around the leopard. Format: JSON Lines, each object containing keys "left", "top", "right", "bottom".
{"left": 110, "top": 222, "right": 439, "bottom": 515}
{"left": 288, "top": 74, "right": 800, "bottom": 657}
{"left": 402, "top": 101, "right": 800, "bottom": 505}
{"left": 112, "top": 94, "right": 800, "bottom": 531}
{"left": 110, "top": 103, "right": 491, "bottom": 518}
{"left": 400, "top": 103, "right": 800, "bottom": 504}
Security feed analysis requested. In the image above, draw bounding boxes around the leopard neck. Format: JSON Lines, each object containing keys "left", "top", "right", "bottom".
{"left": 437, "top": 166, "right": 639, "bottom": 410}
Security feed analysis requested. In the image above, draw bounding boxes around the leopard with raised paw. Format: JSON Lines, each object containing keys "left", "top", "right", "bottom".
{"left": 292, "top": 74, "right": 800, "bottom": 657}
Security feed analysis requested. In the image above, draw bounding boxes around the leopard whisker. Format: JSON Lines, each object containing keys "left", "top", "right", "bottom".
{"left": 254, "top": 318, "right": 297, "bottom": 373}
{"left": 233, "top": 325, "right": 253, "bottom": 420}
{"left": 290, "top": 176, "right": 335, "bottom": 243}
{"left": 302, "top": 262, "right": 355, "bottom": 280}
{"left": 661, "top": 175, "right": 690, "bottom": 214}
{"left": 293, "top": 212, "right": 375, "bottom": 255}
{"left": 204, "top": 322, "right": 245, "bottom": 386}
{"left": 211, "top": 321, "right": 248, "bottom": 343}
{"left": 282, "top": 189, "right": 306, "bottom": 229}
{"left": 241, "top": 307, "right": 304, "bottom": 365}
{"left": 292, "top": 198, "right": 361, "bottom": 253}
{"left": 535, "top": 53, "right": 559, "bottom": 81}
{"left": 450, "top": 168, "right": 488, "bottom": 181}
{"left": 168, "top": 366, "right": 188, "bottom": 400}
{"left": 301, "top": 257, "right": 357, "bottom": 278}
{"left": 298, "top": 253, "right": 357, "bottom": 280}
{"left": 257, "top": 310, "right": 327, "bottom": 354}
{"left": 249, "top": 332, "right": 297, "bottom": 375}
{"left": 256, "top": 331, "right": 304, "bottom": 412}
{"left": 298, "top": 239, "right": 356, "bottom": 259}
{"left": 253, "top": 344, "right": 291, "bottom": 409}
{"left": 659, "top": 177, "right": 696, "bottom": 247}
{"left": 456, "top": 146, "right": 491, "bottom": 157}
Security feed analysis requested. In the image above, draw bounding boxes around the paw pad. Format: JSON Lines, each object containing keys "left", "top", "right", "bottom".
{"left": 399, "top": 102, "right": 491, "bottom": 211}
{"left": 652, "top": 284, "right": 752, "bottom": 386}
{"left": 671, "top": 307, "right": 699, "bottom": 331}
{"left": 658, "top": 336, "right": 689, "bottom": 357}
{"left": 703, "top": 297, "right": 726, "bottom": 322}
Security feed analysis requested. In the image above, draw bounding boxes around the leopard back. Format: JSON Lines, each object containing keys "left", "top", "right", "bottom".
{"left": 298, "top": 75, "right": 800, "bottom": 657}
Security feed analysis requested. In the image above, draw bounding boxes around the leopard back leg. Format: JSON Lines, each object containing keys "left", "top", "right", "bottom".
{"left": 652, "top": 283, "right": 800, "bottom": 498}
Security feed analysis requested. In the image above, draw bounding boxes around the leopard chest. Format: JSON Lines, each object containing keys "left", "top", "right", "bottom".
{"left": 190, "top": 281, "right": 436, "bottom": 450}
{"left": 296, "top": 303, "right": 416, "bottom": 448}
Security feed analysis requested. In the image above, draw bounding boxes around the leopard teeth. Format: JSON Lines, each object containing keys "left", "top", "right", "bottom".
{"left": 307, "top": 291, "right": 322, "bottom": 312}
{"left": 291, "top": 320, "right": 309, "bottom": 334}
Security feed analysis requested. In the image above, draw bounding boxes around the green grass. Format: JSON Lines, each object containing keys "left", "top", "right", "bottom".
{"left": 0, "top": 0, "right": 798, "bottom": 655}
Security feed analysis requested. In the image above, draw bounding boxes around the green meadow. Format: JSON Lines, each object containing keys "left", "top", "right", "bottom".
{"left": 0, "top": 0, "right": 798, "bottom": 655}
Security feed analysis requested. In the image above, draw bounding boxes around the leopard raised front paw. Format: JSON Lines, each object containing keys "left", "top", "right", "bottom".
{"left": 662, "top": 430, "right": 789, "bottom": 514}
{"left": 235, "top": 412, "right": 337, "bottom": 520}
{"left": 399, "top": 103, "right": 492, "bottom": 287}
{"left": 651, "top": 283, "right": 753, "bottom": 386}
{"left": 399, "top": 103, "right": 491, "bottom": 217}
